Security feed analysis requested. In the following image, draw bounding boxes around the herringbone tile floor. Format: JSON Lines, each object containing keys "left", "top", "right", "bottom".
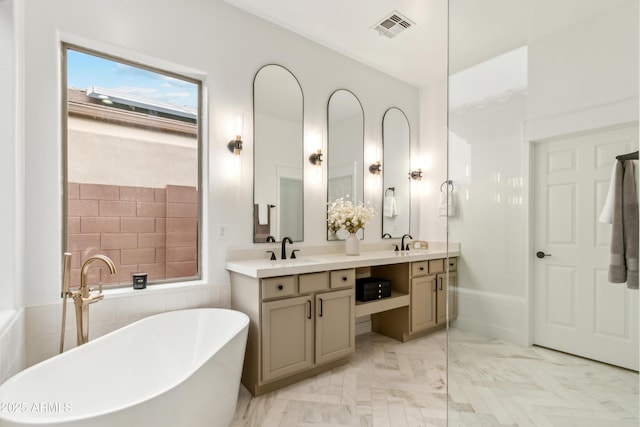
{"left": 231, "top": 328, "right": 638, "bottom": 426}
{"left": 448, "top": 329, "right": 638, "bottom": 426}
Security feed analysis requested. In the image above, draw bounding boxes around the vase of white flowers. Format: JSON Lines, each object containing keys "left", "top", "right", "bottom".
{"left": 327, "top": 198, "right": 374, "bottom": 256}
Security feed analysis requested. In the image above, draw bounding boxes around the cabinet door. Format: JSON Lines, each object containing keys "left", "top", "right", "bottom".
{"left": 436, "top": 275, "right": 447, "bottom": 324}
{"left": 448, "top": 271, "right": 458, "bottom": 321}
{"left": 262, "top": 295, "right": 313, "bottom": 382}
{"left": 410, "top": 275, "right": 437, "bottom": 333}
{"left": 315, "top": 289, "right": 355, "bottom": 364}
{"left": 436, "top": 272, "right": 458, "bottom": 324}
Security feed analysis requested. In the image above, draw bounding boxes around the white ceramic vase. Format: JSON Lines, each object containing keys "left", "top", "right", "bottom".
{"left": 345, "top": 233, "right": 360, "bottom": 256}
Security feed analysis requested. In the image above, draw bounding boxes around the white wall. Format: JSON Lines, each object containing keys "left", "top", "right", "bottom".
{"left": 21, "top": 0, "right": 419, "bottom": 309}
{"left": 0, "top": 0, "right": 26, "bottom": 381}
{"left": 449, "top": 0, "right": 638, "bottom": 345}
{"left": 0, "top": 0, "right": 21, "bottom": 311}
{"left": 6, "top": 0, "right": 420, "bottom": 365}
{"left": 418, "top": 78, "right": 448, "bottom": 242}
{"left": 528, "top": 1, "right": 639, "bottom": 140}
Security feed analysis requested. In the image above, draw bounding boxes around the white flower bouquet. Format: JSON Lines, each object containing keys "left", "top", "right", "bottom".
{"left": 327, "top": 198, "right": 374, "bottom": 234}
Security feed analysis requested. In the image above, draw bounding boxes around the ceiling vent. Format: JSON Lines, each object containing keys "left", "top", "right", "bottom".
{"left": 373, "top": 11, "right": 415, "bottom": 39}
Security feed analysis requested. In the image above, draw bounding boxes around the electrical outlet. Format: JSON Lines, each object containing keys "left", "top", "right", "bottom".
{"left": 217, "top": 224, "right": 227, "bottom": 240}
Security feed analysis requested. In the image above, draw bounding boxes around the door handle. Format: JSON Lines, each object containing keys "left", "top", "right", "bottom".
{"left": 318, "top": 298, "right": 323, "bottom": 317}
{"left": 536, "top": 251, "right": 551, "bottom": 259}
{"left": 306, "top": 300, "right": 311, "bottom": 319}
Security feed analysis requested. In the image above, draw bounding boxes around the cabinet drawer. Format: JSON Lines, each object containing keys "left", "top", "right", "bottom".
{"left": 411, "top": 261, "right": 429, "bottom": 276}
{"left": 447, "top": 257, "right": 457, "bottom": 272}
{"left": 330, "top": 269, "right": 355, "bottom": 288}
{"left": 299, "top": 272, "right": 329, "bottom": 294}
{"left": 428, "top": 259, "right": 445, "bottom": 274}
{"left": 262, "top": 276, "right": 296, "bottom": 300}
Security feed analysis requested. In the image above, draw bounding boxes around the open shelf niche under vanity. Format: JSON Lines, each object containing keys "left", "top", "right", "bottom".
{"left": 226, "top": 247, "right": 459, "bottom": 396}
{"left": 355, "top": 257, "right": 458, "bottom": 342}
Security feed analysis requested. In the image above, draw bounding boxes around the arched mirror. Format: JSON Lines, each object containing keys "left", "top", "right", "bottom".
{"left": 382, "top": 107, "right": 411, "bottom": 238}
{"left": 327, "top": 89, "right": 364, "bottom": 240}
{"left": 253, "top": 65, "right": 303, "bottom": 243}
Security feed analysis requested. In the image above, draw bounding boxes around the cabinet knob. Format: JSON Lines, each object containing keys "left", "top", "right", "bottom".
{"left": 419, "top": 267, "right": 424, "bottom": 271}
{"left": 277, "top": 284, "right": 283, "bottom": 290}
{"left": 342, "top": 276, "right": 347, "bottom": 281}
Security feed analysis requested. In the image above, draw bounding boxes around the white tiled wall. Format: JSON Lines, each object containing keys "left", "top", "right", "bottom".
{"left": 25, "top": 283, "right": 229, "bottom": 367}
{"left": 0, "top": 310, "right": 26, "bottom": 384}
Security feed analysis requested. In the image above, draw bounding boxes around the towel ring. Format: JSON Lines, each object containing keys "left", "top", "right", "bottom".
{"left": 440, "top": 180, "right": 454, "bottom": 192}
{"left": 385, "top": 187, "right": 396, "bottom": 196}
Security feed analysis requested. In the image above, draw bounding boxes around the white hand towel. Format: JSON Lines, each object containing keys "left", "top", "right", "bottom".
{"left": 438, "top": 190, "right": 457, "bottom": 217}
{"left": 384, "top": 196, "right": 398, "bottom": 217}
{"left": 599, "top": 162, "right": 617, "bottom": 224}
{"left": 258, "top": 204, "right": 268, "bottom": 225}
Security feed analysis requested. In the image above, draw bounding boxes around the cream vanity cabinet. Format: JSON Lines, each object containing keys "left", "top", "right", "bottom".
{"left": 437, "top": 258, "right": 458, "bottom": 324}
{"left": 411, "top": 258, "right": 458, "bottom": 333}
{"left": 231, "top": 269, "right": 355, "bottom": 396}
{"left": 228, "top": 250, "right": 459, "bottom": 395}
{"left": 369, "top": 257, "right": 458, "bottom": 342}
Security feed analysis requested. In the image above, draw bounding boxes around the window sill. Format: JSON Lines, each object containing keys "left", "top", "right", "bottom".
{"left": 101, "top": 279, "right": 211, "bottom": 299}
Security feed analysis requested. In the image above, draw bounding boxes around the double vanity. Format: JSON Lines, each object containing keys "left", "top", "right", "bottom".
{"left": 229, "top": 62, "right": 453, "bottom": 396}
{"left": 226, "top": 247, "right": 460, "bottom": 396}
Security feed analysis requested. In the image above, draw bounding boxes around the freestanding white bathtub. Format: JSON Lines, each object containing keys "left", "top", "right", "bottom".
{"left": 0, "top": 308, "right": 249, "bottom": 427}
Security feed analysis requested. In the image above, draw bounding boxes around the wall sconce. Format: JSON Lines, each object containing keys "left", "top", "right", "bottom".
{"left": 227, "top": 114, "right": 244, "bottom": 155}
{"left": 409, "top": 168, "right": 423, "bottom": 181}
{"left": 227, "top": 136, "right": 242, "bottom": 155}
{"left": 369, "top": 161, "right": 382, "bottom": 175}
{"left": 309, "top": 149, "right": 323, "bottom": 166}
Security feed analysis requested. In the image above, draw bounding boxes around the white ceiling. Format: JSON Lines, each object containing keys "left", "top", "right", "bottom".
{"left": 225, "top": 0, "right": 631, "bottom": 89}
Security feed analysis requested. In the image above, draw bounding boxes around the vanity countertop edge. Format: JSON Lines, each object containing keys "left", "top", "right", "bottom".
{"left": 226, "top": 249, "right": 460, "bottom": 279}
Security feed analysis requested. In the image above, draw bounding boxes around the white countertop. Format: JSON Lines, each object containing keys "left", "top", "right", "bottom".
{"left": 225, "top": 248, "right": 460, "bottom": 278}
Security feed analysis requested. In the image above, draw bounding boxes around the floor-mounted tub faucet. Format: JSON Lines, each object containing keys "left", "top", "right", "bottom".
{"left": 72, "top": 254, "right": 117, "bottom": 346}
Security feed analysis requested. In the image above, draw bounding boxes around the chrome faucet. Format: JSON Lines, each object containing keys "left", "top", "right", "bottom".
{"left": 401, "top": 234, "right": 413, "bottom": 251}
{"left": 281, "top": 237, "right": 293, "bottom": 260}
{"left": 71, "top": 254, "right": 117, "bottom": 346}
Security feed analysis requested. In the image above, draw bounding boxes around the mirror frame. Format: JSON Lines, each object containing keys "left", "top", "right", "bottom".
{"left": 381, "top": 107, "right": 411, "bottom": 238}
{"left": 252, "top": 64, "right": 304, "bottom": 243}
{"left": 326, "top": 88, "right": 365, "bottom": 241}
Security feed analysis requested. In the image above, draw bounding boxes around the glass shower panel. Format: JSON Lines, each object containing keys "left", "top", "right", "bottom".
{"left": 447, "top": 0, "right": 639, "bottom": 424}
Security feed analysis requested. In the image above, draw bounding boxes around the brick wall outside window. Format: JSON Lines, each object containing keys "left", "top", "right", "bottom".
{"left": 67, "top": 183, "right": 198, "bottom": 288}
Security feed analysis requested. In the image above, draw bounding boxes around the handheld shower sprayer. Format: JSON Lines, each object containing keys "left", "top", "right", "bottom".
{"left": 59, "top": 252, "right": 72, "bottom": 353}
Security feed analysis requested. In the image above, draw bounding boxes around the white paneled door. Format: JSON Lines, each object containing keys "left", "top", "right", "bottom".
{"left": 534, "top": 124, "right": 639, "bottom": 371}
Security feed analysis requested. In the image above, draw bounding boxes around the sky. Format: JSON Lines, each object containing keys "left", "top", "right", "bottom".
{"left": 66, "top": 48, "right": 198, "bottom": 108}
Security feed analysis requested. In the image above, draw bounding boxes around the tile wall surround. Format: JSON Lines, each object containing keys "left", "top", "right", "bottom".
{"left": 24, "top": 282, "right": 229, "bottom": 367}
{"left": 0, "top": 310, "right": 26, "bottom": 385}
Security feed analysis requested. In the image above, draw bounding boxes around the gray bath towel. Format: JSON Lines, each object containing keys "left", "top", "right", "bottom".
{"left": 608, "top": 160, "right": 638, "bottom": 289}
